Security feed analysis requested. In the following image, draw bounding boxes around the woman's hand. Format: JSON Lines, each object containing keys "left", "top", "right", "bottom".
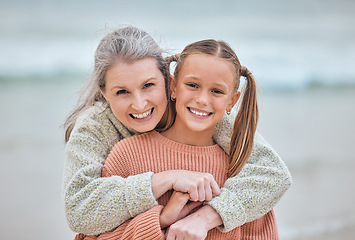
{"left": 160, "top": 191, "right": 202, "bottom": 229}
{"left": 165, "top": 205, "right": 223, "bottom": 240}
{"left": 152, "top": 170, "right": 221, "bottom": 201}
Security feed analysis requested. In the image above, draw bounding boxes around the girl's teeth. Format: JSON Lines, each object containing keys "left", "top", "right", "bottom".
{"left": 132, "top": 109, "right": 152, "bottom": 119}
{"left": 190, "top": 108, "right": 209, "bottom": 116}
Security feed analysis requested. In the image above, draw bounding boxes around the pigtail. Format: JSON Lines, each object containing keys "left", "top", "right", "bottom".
{"left": 154, "top": 54, "right": 180, "bottom": 132}
{"left": 165, "top": 54, "right": 180, "bottom": 66}
{"left": 228, "top": 66, "right": 259, "bottom": 177}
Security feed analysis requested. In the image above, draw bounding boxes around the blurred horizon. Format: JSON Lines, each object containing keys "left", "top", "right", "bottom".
{"left": 1, "top": 0, "right": 355, "bottom": 91}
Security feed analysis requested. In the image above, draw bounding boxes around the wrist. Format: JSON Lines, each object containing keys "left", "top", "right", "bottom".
{"left": 151, "top": 171, "right": 174, "bottom": 199}
{"left": 193, "top": 205, "right": 223, "bottom": 231}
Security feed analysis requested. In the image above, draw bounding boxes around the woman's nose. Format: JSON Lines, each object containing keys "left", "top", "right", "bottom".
{"left": 131, "top": 93, "right": 148, "bottom": 112}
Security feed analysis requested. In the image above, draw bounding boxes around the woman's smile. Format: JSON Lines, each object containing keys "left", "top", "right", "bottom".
{"left": 130, "top": 108, "right": 154, "bottom": 120}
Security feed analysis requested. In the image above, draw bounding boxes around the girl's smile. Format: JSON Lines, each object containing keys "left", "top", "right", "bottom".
{"left": 187, "top": 107, "right": 212, "bottom": 118}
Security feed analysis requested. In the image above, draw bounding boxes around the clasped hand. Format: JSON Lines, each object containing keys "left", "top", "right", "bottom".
{"left": 154, "top": 170, "right": 223, "bottom": 240}
{"left": 160, "top": 191, "right": 222, "bottom": 240}
{"left": 152, "top": 170, "right": 221, "bottom": 202}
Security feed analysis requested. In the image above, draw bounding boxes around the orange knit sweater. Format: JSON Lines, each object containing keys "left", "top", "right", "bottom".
{"left": 76, "top": 131, "right": 278, "bottom": 240}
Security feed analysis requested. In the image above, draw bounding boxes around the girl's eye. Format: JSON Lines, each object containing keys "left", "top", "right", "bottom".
{"left": 212, "top": 89, "right": 224, "bottom": 94}
{"left": 143, "top": 82, "right": 154, "bottom": 89}
{"left": 186, "top": 83, "right": 198, "bottom": 88}
{"left": 116, "top": 89, "right": 129, "bottom": 95}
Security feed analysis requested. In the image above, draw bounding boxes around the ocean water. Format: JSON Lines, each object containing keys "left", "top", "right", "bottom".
{"left": 1, "top": 0, "right": 355, "bottom": 90}
{"left": 1, "top": 0, "right": 355, "bottom": 239}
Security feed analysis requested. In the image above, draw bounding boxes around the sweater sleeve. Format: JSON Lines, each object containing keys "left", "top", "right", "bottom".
{"left": 90, "top": 205, "right": 165, "bottom": 240}
{"left": 210, "top": 112, "right": 292, "bottom": 232}
{"left": 63, "top": 109, "right": 158, "bottom": 235}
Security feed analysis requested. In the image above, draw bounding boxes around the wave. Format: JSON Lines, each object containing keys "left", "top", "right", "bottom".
{"left": 1, "top": 70, "right": 354, "bottom": 93}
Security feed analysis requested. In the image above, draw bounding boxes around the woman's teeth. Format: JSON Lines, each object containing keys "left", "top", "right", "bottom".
{"left": 131, "top": 109, "right": 152, "bottom": 119}
{"left": 190, "top": 108, "right": 209, "bottom": 116}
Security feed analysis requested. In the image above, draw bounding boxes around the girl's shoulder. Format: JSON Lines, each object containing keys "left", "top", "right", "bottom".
{"left": 112, "top": 130, "right": 156, "bottom": 148}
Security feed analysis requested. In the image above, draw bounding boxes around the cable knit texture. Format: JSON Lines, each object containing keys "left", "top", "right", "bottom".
{"left": 63, "top": 103, "right": 291, "bottom": 235}
{"left": 76, "top": 131, "right": 279, "bottom": 239}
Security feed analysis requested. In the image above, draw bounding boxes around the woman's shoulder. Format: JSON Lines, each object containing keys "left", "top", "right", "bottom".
{"left": 76, "top": 102, "right": 109, "bottom": 125}
{"left": 71, "top": 102, "right": 130, "bottom": 142}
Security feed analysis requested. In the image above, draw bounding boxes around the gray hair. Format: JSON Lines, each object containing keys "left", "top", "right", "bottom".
{"left": 64, "top": 26, "right": 168, "bottom": 142}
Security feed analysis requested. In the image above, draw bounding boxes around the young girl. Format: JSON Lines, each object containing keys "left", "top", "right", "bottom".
{"left": 78, "top": 39, "right": 282, "bottom": 239}
{"left": 64, "top": 26, "right": 291, "bottom": 237}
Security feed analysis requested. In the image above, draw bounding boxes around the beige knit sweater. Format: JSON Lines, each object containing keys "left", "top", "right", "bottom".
{"left": 75, "top": 131, "right": 279, "bottom": 239}
{"left": 64, "top": 102, "right": 291, "bottom": 235}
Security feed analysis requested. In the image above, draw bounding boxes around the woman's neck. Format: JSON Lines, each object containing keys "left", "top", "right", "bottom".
{"left": 161, "top": 122, "right": 215, "bottom": 147}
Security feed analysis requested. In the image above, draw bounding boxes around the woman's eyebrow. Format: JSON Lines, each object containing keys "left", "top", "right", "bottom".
{"left": 110, "top": 77, "right": 157, "bottom": 91}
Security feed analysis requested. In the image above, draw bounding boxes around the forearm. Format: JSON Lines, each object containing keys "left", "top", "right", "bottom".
{"left": 151, "top": 171, "right": 173, "bottom": 199}
{"left": 64, "top": 167, "right": 157, "bottom": 235}
{"left": 87, "top": 205, "right": 165, "bottom": 240}
{"left": 207, "top": 132, "right": 292, "bottom": 232}
{"left": 64, "top": 138, "right": 157, "bottom": 235}
{"left": 193, "top": 205, "right": 223, "bottom": 230}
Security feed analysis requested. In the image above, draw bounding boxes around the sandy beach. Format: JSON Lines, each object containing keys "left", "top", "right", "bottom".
{"left": 259, "top": 88, "right": 355, "bottom": 239}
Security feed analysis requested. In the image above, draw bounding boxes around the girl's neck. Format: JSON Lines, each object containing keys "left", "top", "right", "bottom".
{"left": 161, "top": 122, "right": 215, "bottom": 147}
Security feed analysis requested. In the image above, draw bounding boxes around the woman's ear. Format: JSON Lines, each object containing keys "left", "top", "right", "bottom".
{"left": 169, "top": 75, "right": 177, "bottom": 100}
{"left": 98, "top": 85, "right": 109, "bottom": 103}
{"left": 226, "top": 91, "right": 240, "bottom": 113}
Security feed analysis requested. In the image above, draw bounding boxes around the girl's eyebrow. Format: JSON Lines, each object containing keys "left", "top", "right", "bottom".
{"left": 183, "top": 74, "right": 200, "bottom": 80}
{"left": 212, "top": 82, "right": 229, "bottom": 89}
{"left": 184, "top": 75, "right": 228, "bottom": 89}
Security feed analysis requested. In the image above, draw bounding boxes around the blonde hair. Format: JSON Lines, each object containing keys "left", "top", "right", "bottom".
{"left": 64, "top": 26, "right": 170, "bottom": 142}
{"left": 166, "top": 40, "right": 259, "bottom": 177}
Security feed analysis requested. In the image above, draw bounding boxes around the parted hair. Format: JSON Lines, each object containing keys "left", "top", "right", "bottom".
{"left": 64, "top": 26, "right": 171, "bottom": 142}
{"left": 165, "top": 39, "right": 259, "bottom": 177}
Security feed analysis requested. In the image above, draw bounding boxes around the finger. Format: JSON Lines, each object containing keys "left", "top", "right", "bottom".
{"left": 210, "top": 179, "right": 221, "bottom": 196}
{"left": 167, "top": 227, "right": 179, "bottom": 240}
{"left": 198, "top": 180, "right": 205, "bottom": 201}
{"left": 188, "top": 187, "right": 198, "bottom": 202}
{"left": 204, "top": 177, "right": 213, "bottom": 201}
{"left": 165, "top": 228, "right": 171, "bottom": 240}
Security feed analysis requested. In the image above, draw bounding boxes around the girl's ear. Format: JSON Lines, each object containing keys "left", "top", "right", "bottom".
{"left": 169, "top": 75, "right": 177, "bottom": 99}
{"left": 226, "top": 91, "right": 240, "bottom": 113}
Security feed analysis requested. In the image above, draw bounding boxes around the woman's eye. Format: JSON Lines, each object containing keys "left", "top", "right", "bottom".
{"left": 143, "top": 82, "right": 154, "bottom": 89}
{"left": 116, "top": 89, "right": 129, "bottom": 95}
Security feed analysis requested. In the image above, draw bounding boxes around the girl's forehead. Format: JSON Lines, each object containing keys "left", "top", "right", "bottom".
{"left": 180, "top": 54, "right": 236, "bottom": 76}
{"left": 177, "top": 54, "right": 237, "bottom": 88}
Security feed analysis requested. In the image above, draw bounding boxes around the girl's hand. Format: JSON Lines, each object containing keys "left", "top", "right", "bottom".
{"left": 165, "top": 205, "right": 223, "bottom": 240}
{"left": 152, "top": 170, "right": 221, "bottom": 201}
{"left": 160, "top": 191, "right": 202, "bottom": 229}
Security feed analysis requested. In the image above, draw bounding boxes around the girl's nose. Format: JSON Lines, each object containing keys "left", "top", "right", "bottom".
{"left": 195, "top": 90, "right": 209, "bottom": 106}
